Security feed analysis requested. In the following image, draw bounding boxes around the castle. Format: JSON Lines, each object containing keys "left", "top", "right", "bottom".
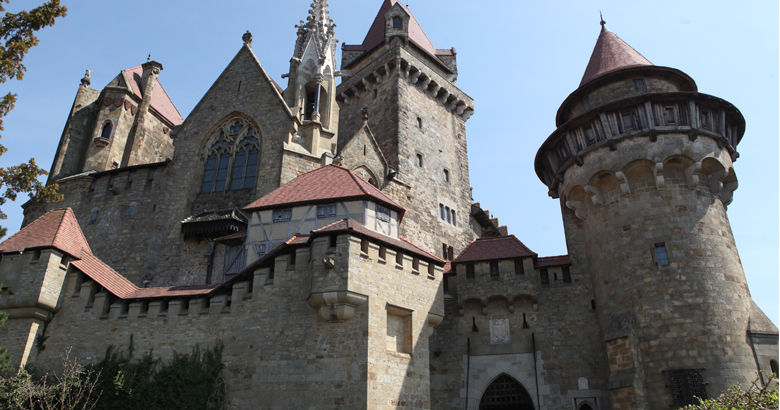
{"left": 0, "top": 1, "right": 776, "bottom": 409}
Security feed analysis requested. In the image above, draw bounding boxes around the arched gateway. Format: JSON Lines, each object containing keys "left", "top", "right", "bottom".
{"left": 479, "top": 375, "right": 535, "bottom": 410}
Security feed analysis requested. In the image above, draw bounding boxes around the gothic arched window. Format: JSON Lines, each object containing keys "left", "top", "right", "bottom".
{"left": 201, "top": 118, "right": 260, "bottom": 194}
{"left": 100, "top": 121, "right": 113, "bottom": 140}
{"left": 479, "top": 375, "right": 534, "bottom": 410}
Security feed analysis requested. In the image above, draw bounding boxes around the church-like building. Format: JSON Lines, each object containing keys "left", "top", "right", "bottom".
{"left": 0, "top": 1, "right": 776, "bottom": 409}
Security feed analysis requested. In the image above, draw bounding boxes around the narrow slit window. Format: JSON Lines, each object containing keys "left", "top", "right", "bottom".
{"left": 442, "top": 244, "right": 448, "bottom": 259}
{"left": 443, "top": 169, "right": 449, "bottom": 182}
{"left": 127, "top": 170, "right": 135, "bottom": 186}
{"left": 445, "top": 207, "right": 451, "bottom": 223}
{"left": 700, "top": 109, "right": 711, "bottom": 129}
{"left": 439, "top": 204, "right": 445, "bottom": 220}
{"left": 447, "top": 246, "right": 454, "bottom": 261}
{"left": 416, "top": 154, "right": 423, "bottom": 167}
{"left": 540, "top": 268, "right": 549, "bottom": 285}
{"left": 514, "top": 258, "right": 524, "bottom": 275}
{"left": 100, "top": 122, "right": 113, "bottom": 140}
{"left": 416, "top": 117, "right": 422, "bottom": 128}
{"left": 562, "top": 266, "right": 571, "bottom": 283}
{"left": 451, "top": 210, "right": 456, "bottom": 227}
{"left": 127, "top": 202, "right": 137, "bottom": 219}
{"left": 89, "top": 208, "right": 98, "bottom": 225}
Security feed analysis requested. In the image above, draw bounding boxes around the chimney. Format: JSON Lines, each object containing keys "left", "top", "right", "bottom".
{"left": 140, "top": 60, "right": 163, "bottom": 107}
{"left": 321, "top": 151, "right": 334, "bottom": 166}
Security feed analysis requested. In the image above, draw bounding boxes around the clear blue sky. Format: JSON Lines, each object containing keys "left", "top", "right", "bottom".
{"left": 2, "top": 0, "right": 777, "bottom": 324}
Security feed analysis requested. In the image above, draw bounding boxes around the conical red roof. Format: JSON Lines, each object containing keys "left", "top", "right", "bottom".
{"left": 361, "top": 0, "right": 438, "bottom": 59}
{"left": 580, "top": 26, "right": 652, "bottom": 86}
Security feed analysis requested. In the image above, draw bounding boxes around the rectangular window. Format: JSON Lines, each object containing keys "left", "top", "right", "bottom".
{"left": 700, "top": 109, "right": 711, "bottom": 129}
{"left": 416, "top": 153, "right": 423, "bottom": 167}
{"left": 667, "top": 369, "right": 707, "bottom": 407}
{"left": 451, "top": 210, "right": 456, "bottom": 227}
{"left": 147, "top": 168, "right": 156, "bottom": 181}
{"left": 412, "top": 258, "right": 419, "bottom": 273}
{"left": 466, "top": 263, "right": 475, "bottom": 279}
{"left": 396, "top": 249, "right": 404, "bottom": 267}
{"left": 107, "top": 175, "right": 115, "bottom": 190}
{"left": 272, "top": 208, "right": 292, "bottom": 222}
{"left": 447, "top": 246, "right": 454, "bottom": 261}
{"left": 633, "top": 78, "right": 647, "bottom": 91}
{"left": 89, "top": 179, "right": 96, "bottom": 192}
{"left": 317, "top": 204, "right": 336, "bottom": 218}
{"left": 127, "top": 170, "right": 135, "bottom": 186}
{"left": 584, "top": 125, "right": 596, "bottom": 145}
{"left": 201, "top": 158, "right": 216, "bottom": 193}
{"left": 622, "top": 112, "right": 634, "bottom": 131}
{"left": 439, "top": 204, "right": 445, "bottom": 220}
{"left": 514, "top": 258, "right": 524, "bottom": 275}
{"left": 127, "top": 202, "right": 137, "bottom": 219}
{"left": 562, "top": 266, "right": 571, "bottom": 283}
{"left": 376, "top": 205, "right": 391, "bottom": 222}
{"left": 229, "top": 151, "right": 245, "bottom": 190}
{"left": 253, "top": 243, "right": 268, "bottom": 258}
{"left": 442, "top": 244, "right": 448, "bottom": 259}
{"left": 489, "top": 261, "right": 499, "bottom": 277}
{"left": 214, "top": 156, "right": 230, "bottom": 192}
{"left": 540, "top": 268, "right": 550, "bottom": 285}
{"left": 655, "top": 243, "right": 670, "bottom": 266}
{"left": 581, "top": 96, "right": 591, "bottom": 111}
{"left": 445, "top": 207, "right": 451, "bottom": 223}
{"left": 89, "top": 208, "right": 98, "bottom": 225}
{"left": 664, "top": 106, "right": 676, "bottom": 124}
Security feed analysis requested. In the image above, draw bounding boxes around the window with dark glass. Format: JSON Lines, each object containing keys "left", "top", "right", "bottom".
{"left": 581, "top": 97, "right": 591, "bottom": 111}
{"left": 655, "top": 243, "right": 670, "bottom": 266}
{"left": 664, "top": 106, "right": 676, "bottom": 124}
{"left": 376, "top": 205, "right": 391, "bottom": 222}
{"left": 393, "top": 16, "right": 402, "bottom": 28}
{"left": 100, "top": 122, "right": 112, "bottom": 140}
{"left": 540, "top": 268, "right": 549, "bottom": 285}
{"left": 447, "top": 246, "right": 454, "bottom": 261}
{"left": 514, "top": 258, "right": 524, "bottom": 275}
{"left": 489, "top": 261, "right": 499, "bottom": 277}
{"left": 127, "top": 202, "right": 137, "bottom": 219}
{"left": 621, "top": 112, "right": 634, "bottom": 131}
{"left": 700, "top": 109, "right": 711, "bottom": 129}
{"left": 451, "top": 210, "right": 456, "bottom": 227}
{"left": 442, "top": 244, "right": 448, "bottom": 259}
{"left": 201, "top": 118, "right": 259, "bottom": 194}
{"left": 667, "top": 369, "right": 707, "bottom": 407}
{"left": 633, "top": 78, "right": 647, "bottom": 91}
{"left": 127, "top": 170, "right": 135, "bottom": 187}
{"left": 466, "top": 263, "right": 475, "bottom": 279}
{"left": 562, "top": 266, "right": 571, "bottom": 283}
{"left": 445, "top": 207, "right": 451, "bottom": 223}
{"left": 440, "top": 204, "right": 445, "bottom": 220}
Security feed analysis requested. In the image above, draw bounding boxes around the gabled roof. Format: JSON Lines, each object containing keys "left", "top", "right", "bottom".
{"left": 452, "top": 235, "right": 537, "bottom": 263}
{"left": 356, "top": 0, "right": 449, "bottom": 71}
{"left": 0, "top": 208, "right": 91, "bottom": 259}
{"left": 580, "top": 24, "right": 652, "bottom": 87}
{"left": 122, "top": 66, "right": 183, "bottom": 125}
{"left": 243, "top": 165, "right": 405, "bottom": 217}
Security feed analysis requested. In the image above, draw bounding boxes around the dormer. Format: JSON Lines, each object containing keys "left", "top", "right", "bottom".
{"left": 384, "top": 3, "right": 410, "bottom": 43}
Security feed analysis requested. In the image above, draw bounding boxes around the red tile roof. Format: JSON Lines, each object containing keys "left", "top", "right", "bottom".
{"left": 122, "top": 66, "right": 184, "bottom": 125}
{"left": 0, "top": 208, "right": 91, "bottom": 259}
{"left": 580, "top": 27, "right": 652, "bottom": 87}
{"left": 442, "top": 262, "right": 454, "bottom": 275}
{"left": 358, "top": 0, "right": 449, "bottom": 70}
{"left": 312, "top": 219, "right": 443, "bottom": 264}
{"left": 534, "top": 255, "right": 572, "bottom": 268}
{"left": 243, "top": 165, "right": 405, "bottom": 217}
{"left": 452, "top": 235, "right": 537, "bottom": 263}
{"left": 71, "top": 250, "right": 136, "bottom": 298}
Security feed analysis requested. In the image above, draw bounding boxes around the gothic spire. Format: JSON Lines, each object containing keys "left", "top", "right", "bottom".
{"left": 579, "top": 19, "right": 652, "bottom": 86}
{"left": 293, "top": 0, "right": 336, "bottom": 61}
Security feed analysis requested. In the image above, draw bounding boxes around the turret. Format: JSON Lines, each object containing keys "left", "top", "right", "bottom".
{"left": 282, "top": 0, "right": 339, "bottom": 159}
{"left": 534, "top": 18, "right": 776, "bottom": 410}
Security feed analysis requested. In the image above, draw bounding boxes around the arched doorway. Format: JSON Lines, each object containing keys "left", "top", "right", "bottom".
{"left": 579, "top": 404, "right": 594, "bottom": 410}
{"left": 479, "top": 374, "right": 535, "bottom": 410}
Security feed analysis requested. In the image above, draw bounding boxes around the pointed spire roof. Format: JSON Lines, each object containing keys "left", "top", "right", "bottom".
{"left": 243, "top": 164, "right": 405, "bottom": 217}
{"left": 0, "top": 208, "right": 91, "bottom": 259}
{"left": 293, "top": 0, "right": 336, "bottom": 61}
{"left": 362, "top": 0, "right": 437, "bottom": 57}
{"left": 579, "top": 17, "right": 652, "bottom": 86}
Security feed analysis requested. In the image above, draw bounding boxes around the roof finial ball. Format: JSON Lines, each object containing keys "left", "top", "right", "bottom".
{"left": 599, "top": 11, "right": 609, "bottom": 32}
{"left": 243, "top": 30, "right": 253, "bottom": 47}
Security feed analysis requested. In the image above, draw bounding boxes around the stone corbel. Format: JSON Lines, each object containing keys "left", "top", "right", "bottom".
{"left": 429, "top": 83, "right": 440, "bottom": 98}
{"left": 307, "top": 291, "right": 368, "bottom": 322}
{"left": 373, "top": 69, "right": 384, "bottom": 84}
{"left": 720, "top": 180, "right": 738, "bottom": 206}
{"left": 409, "top": 70, "right": 421, "bottom": 84}
{"left": 395, "top": 58, "right": 402, "bottom": 76}
{"left": 456, "top": 104, "right": 467, "bottom": 115}
{"left": 565, "top": 200, "right": 587, "bottom": 220}
{"left": 685, "top": 162, "right": 702, "bottom": 189}
{"left": 448, "top": 99, "right": 461, "bottom": 111}
{"left": 420, "top": 76, "right": 432, "bottom": 90}
{"left": 615, "top": 171, "right": 631, "bottom": 195}
{"left": 461, "top": 108, "right": 474, "bottom": 122}
{"left": 654, "top": 163, "right": 665, "bottom": 191}
{"left": 439, "top": 90, "right": 450, "bottom": 104}
{"left": 361, "top": 78, "right": 371, "bottom": 94}
{"left": 584, "top": 185, "right": 604, "bottom": 207}
{"left": 708, "top": 169, "right": 728, "bottom": 195}
{"left": 340, "top": 92, "right": 351, "bottom": 105}
{"left": 402, "top": 62, "right": 411, "bottom": 79}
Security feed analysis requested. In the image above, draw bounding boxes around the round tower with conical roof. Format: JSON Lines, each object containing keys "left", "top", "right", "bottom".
{"left": 534, "top": 19, "right": 777, "bottom": 410}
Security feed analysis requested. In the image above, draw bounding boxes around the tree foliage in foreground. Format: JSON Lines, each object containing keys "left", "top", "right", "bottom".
{"left": 0, "top": 0, "right": 67, "bottom": 238}
{"left": 683, "top": 373, "right": 778, "bottom": 410}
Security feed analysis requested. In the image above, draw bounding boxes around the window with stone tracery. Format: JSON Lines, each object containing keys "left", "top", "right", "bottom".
{"left": 201, "top": 118, "right": 260, "bottom": 194}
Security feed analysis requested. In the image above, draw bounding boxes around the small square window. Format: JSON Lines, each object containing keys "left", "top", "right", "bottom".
{"left": 254, "top": 243, "right": 268, "bottom": 258}
{"left": 272, "top": 208, "right": 292, "bottom": 222}
{"left": 489, "top": 261, "right": 499, "bottom": 277}
{"left": 655, "top": 243, "right": 670, "bottom": 266}
{"left": 376, "top": 205, "right": 391, "bottom": 222}
{"left": 416, "top": 154, "right": 423, "bottom": 167}
{"left": 466, "top": 263, "right": 475, "bottom": 279}
{"left": 317, "top": 204, "right": 336, "bottom": 218}
{"left": 633, "top": 78, "right": 647, "bottom": 91}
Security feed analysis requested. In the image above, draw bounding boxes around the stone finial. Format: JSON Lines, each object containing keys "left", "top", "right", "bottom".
{"left": 362, "top": 106, "right": 369, "bottom": 121}
{"left": 599, "top": 11, "right": 609, "bottom": 32}
{"left": 81, "top": 70, "right": 92, "bottom": 86}
{"left": 242, "top": 30, "right": 253, "bottom": 47}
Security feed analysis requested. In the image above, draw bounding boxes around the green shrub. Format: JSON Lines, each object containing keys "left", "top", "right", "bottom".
{"left": 683, "top": 373, "right": 778, "bottom": 410}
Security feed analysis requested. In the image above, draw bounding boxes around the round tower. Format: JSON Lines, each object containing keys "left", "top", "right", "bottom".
{"left": 534, "top": 19, "right": 769, "bottom": 410}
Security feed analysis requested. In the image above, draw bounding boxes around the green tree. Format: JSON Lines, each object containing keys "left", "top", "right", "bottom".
{"left": 683, "top": 373, "right": 778, "bottom": 410}
{"left": 0, "top": 0, "right": 67, "bottom": 238}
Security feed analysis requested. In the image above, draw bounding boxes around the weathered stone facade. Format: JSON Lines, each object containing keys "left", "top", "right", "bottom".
{"left": 1, "top": 2, "right": 776, "bottom": 410}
